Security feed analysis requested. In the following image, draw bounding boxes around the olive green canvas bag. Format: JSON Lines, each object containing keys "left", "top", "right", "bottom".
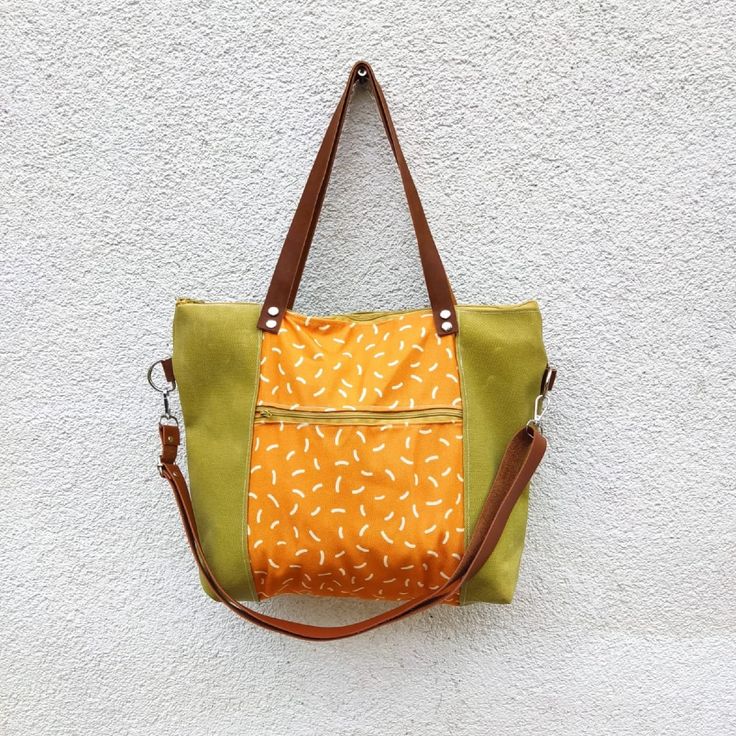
{"left": 149, "top": 61, "right": 556, "bottom": 640}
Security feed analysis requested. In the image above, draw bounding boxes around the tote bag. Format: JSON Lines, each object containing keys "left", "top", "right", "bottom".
{"left": 150, "top": 61, "right": 556, "bottom": 640}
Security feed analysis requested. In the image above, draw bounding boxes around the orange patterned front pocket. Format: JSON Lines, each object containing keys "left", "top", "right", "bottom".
{"left": 246, "top": 309, "right": 466, "bottom": 602}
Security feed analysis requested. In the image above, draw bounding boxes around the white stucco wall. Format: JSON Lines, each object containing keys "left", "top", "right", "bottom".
{"left": 2, "top": 2, "right": 735, "bottom": 734}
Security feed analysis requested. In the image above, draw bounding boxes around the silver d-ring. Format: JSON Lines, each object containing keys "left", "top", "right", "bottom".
{"left": 541, "top": 365, "right": 556, "bottom": 396}
{"left": 148, "top": 360, "right": 176, "bottom": 394}
{"left": 159, "top": 414, "right": 179, "bottom": 427}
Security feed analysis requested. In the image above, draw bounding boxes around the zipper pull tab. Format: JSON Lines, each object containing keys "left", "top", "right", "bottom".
{"left": 257, "top": 407, "right": 273, "bottom": 419}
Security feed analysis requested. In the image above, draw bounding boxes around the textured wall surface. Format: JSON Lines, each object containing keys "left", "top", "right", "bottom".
{"left": 2, "top": 2, "right": 735, "bottom": 734}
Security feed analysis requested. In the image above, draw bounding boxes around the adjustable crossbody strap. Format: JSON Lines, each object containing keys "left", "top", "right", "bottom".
{"left": 157, "top": 422, "right": 547, "bottom": 641}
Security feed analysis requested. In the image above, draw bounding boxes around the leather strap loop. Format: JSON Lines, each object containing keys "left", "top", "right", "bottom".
{"left": 257, "top": 61, "right": 458, "bottom": 338}
{"left": 157, "top": 422, "right": 546, "bottom": 640}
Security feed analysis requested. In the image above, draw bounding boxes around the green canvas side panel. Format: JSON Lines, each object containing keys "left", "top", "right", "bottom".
{"left": 172, "top": 302, "right": 261, "bottom": 601}
{"left": 456, "top": 303, "right": 548, "bottom": 604}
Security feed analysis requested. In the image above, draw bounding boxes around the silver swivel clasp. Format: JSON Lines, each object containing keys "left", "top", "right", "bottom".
{"left": 147, "top": 359, "right": 178, "bottom": 426}
{"left": 528, "top": 365, "right": 556, "bottom": 433}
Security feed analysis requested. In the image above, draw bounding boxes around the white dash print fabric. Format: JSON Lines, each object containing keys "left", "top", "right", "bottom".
{"left": 247, "top": 309, "right": 466, "bottom": 602}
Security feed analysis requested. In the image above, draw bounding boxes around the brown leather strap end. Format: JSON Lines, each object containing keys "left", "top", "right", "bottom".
{"left": 161, "top": 357, "right": 175, "bottom": 384}
{"left": 159, "top": 424, "right": 180, "bottom": 464}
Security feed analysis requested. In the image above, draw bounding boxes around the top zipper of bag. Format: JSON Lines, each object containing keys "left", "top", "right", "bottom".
{"left": 254, "top": 405, "right": 462, "bottom": 426}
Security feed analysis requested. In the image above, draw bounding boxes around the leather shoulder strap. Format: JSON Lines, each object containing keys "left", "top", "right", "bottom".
{"left": 157, "top": 423, "right": 546, "bottom": 640}
{"left": 257, "top": 61, "right": 458, "bottom": 339}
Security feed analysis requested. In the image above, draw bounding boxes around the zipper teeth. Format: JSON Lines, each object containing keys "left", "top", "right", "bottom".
{"left": 255, "top": 405, "right": 462, "bottom": 423}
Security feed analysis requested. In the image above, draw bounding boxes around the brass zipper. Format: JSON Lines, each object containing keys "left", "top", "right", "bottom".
{"left": 255, "top": 405, "right": 462, "bottom": 425}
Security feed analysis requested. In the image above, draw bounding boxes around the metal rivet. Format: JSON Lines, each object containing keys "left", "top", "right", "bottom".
{"left": 265, "top": 319, "right": 278, "bottom": 329}
{"left": 441, "top": 321, "right": 453, "bottom": 332}
{"left": 267, "top": 306, "right": 280, "bottom": 316}
{"left": 440, "top": 309, "right": 452, "bottom": 319}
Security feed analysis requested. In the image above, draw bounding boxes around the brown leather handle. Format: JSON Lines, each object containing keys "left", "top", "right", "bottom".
{"left": 257, "top": 61, "right": 458, "bottom": 339}
{"left": 158, "top": 422, "right": 547, "bottom": 641}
